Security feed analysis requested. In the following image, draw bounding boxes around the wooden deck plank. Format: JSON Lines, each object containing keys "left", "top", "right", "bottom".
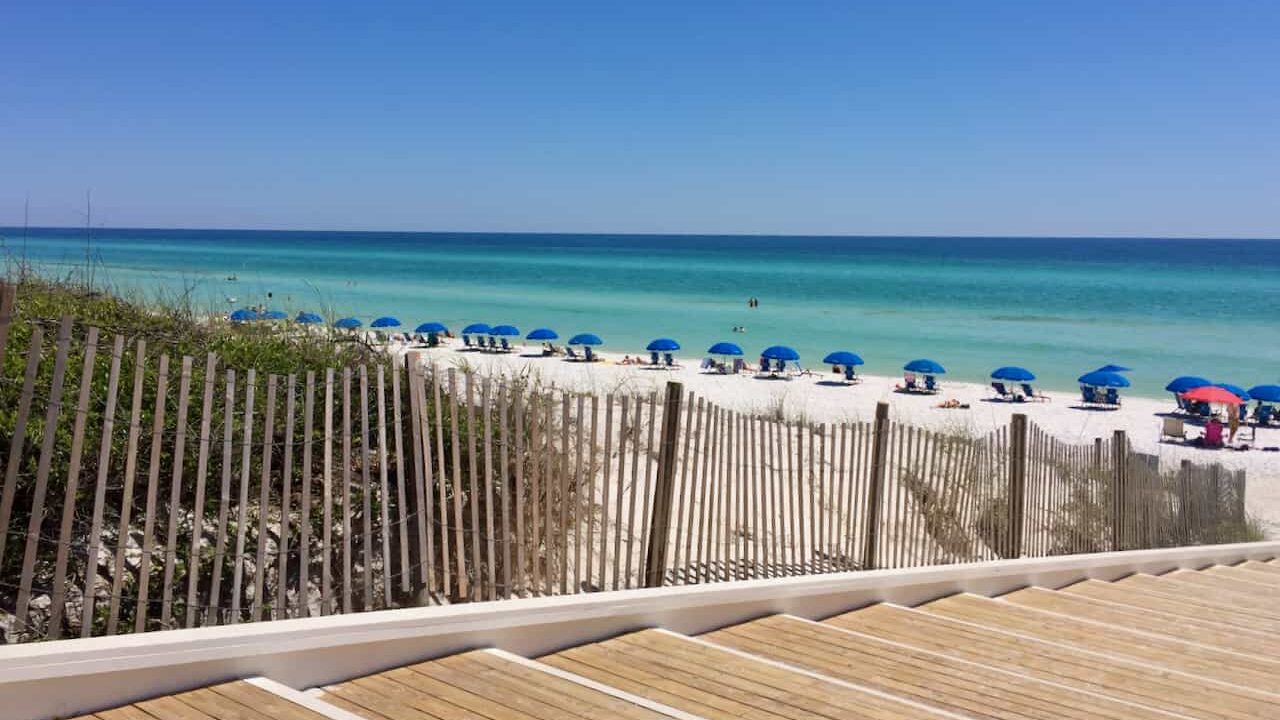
{"left": 826, "top": 603, "right": 1275, "bottom": 719}
{"left": 321, "top": 676, "right": 451, "bottom": 720}
{"left": 999, "top": 586, "right": 1280, "bottom": 657}
{"left": 1059, "top": 578, "right": 1280, "bottom": 632}
{"left": 1112, "top": 573, "right": 1280, "bottom": 615}
{"left": 208, "top": 682, "right": 334, "bottom": 720}
{"left": 128, "top": 695, "right": 218, "bottom": 720}
{"left": 425, "top": 651, "right": 671, "bottom": 720}
{"left": 329, "top": 674, "right": 486, "bottom": 720}
{"left": 380, "top": 665, "right": 539, "bottom": 720}
{"left": 542, "top": 629, "right": 949, "bottom": 720}
{"left": 462, "top": 651, "right": 674, "bottom": 720}
{"left": 1163, "top": 568, "right": 1280, "bottom": 595}
{"left": 95, "top": 707, "right": 165, "bottom": 720}
{"left": 918, "top": 593, "right": 1280, "bottom": 694}
{"left": 169, "top": 687, "right": 280, "bottom": 720}
{"left": 1177, "top": 563, "right": 1280, "bottom": 586}
{"left": 703, "top": 614, "right": 1169, "bottom": 719}
{"left": 1237, "top": 560, "right": 1280, "bottom": 575}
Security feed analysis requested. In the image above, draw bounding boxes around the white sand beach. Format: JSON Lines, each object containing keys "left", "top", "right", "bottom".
{"left": 401, "top": 339, "right": 1280, "bottom": 537}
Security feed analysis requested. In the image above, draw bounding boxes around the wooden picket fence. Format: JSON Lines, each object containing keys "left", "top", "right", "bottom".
{"left": 0, "top": 284, "right": 1250, "bottom": 643}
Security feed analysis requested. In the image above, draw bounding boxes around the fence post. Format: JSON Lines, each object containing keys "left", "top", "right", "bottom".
{"left": 643, "top": 381, "right": 684, "bottom": 588}
{"left": 0, "top": 281, "right": 16, "bottom": 369}
{"left": 1007, "top": 414, "right": 1028, "bottom": 559}
{"left": 1208, "top": 464, "right": 1222, "bottom": 544}
{"left": 1110, "top": 430, "right": 1127, "bottom": 551}
{"left": 860, "top": 402, "right": 890, "bottom": 570}
{"left": 1178, "top": 459, "right": 1192, "bottom": 545}
{"left": 1233, "top": 469, "right": 1246, "bottom": 526}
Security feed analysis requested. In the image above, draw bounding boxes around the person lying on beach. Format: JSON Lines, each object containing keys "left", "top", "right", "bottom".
{"left": 935, "top": 398, "right": 970, "bottom": 409}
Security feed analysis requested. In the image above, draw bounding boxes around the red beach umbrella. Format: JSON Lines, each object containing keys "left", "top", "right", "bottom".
{"left": 1180, "top": 386, "right": 1243, "bottom": 405}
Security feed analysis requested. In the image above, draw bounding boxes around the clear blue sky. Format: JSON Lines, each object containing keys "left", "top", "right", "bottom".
{"left": 3, "top": 1, "right": 1278, "bottom": 237}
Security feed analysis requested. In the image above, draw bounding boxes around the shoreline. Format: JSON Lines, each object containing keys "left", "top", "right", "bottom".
{"left": 393, "top": 336, "right": 1279, "bottom": 536}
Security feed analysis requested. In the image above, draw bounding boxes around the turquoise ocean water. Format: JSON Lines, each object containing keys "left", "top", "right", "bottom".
{"left": 3, "top": 228, "right": 1278, "bottom": 398}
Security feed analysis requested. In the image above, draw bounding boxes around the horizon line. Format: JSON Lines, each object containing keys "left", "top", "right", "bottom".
{"left": 2, "top": 224, "right": 1278, "bottom": 243}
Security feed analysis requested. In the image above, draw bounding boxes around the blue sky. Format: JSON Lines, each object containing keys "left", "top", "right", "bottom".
{"left": 3, "top": 1, "right": 1278, "bottom": 237}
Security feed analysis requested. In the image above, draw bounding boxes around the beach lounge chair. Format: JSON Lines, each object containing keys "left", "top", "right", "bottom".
{"left": 1161, "top": 417, "right": 1186, "bottom": 442}
{"left": 566, "top": 347, "right": 580, "bottom": 361}
{"left": 1080, "top": 386, "right": 1097, "bottom": 405}
{"left": 487, "top": 336, "right": 498, "bottom": 350}
{"left": 700, "top": 357, "right": 714, "bottom": 371}
{"left": 1254, "top": 405, "right": 1273, "bottom": 426}
{"left": 733, "top": 358, "right": 745, "bottom": 374}
{"left": 664, "top": 352, "right": 676, "bottom": 368}
{"left": 843, "top": 365, "right": 856, "bottom": 383}
{"left": 924, "top": 375, "right": 938, "bottom": 393}
{"left": 500, "top": 338, "right": 512, "bottom": 351}
{"left": 903, "top": 376, "right": 920, "bottom": 393}
{"left": 462, "top": 335, "right": 473, "bottom": 348}
{"left": 1104, "top": 388, "right": 1120, "bottom": 407}
{"left": 1020, "top": 383, "right": 1049, "bottom": 402}
{"left": 650, "top": 351, "right": 660, "bottom": 366}
{"left": 991, "top": 382, "right": 1013, "bottom": 400}
{"left": 585, "top": 347, "right": 596, "bottom": 362}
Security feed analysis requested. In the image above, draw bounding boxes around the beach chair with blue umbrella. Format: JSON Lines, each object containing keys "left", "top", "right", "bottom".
{"left": 1248, "top": 385, "right": 1280, "bottom": 426}
{"left": 760, "top": 345, "right": 800, "bottom": 378}
{"left": 334, "top": 316, "right": 362, "bottom": 331}
{"left": 903, "top": 359, "right": 945, "bottom": 394}
{"left": 415, "top": 321, "right": 449, "bottom": 347}
{"left": 1165, "top": 376, "right": 1211, "bottom": 412}
{"left": 461, "top": 322, "right": 491, "bottom": 350}
{"left": 568, "top": 333, "right": 603, "bottom": 362}
{"left": 707, "top": 341, "right": 743, "bottom": 374}
{"left": 646, "top": 338, "right": 680, "bottom": 368}
{"left": 230, "top": 308, "right": 260, "bottom": 324}
{"left": 823, "top": 351, "right": 864, "bottom": 385}
{"left": 262, "top": 309, "right": 288, "bottom": 321}
{"left": 371, "top": 316, "right": 401, "bottom": 342}
{"left": 490, "top": 324, "right": 520, "bottom": 352}
{"left": 527, "top": 327, "right": 559, "bottom": 355}
{"left": 1077, "top": 370, "right": 1129, "bottom": 409}
{"left": 295, "top": 312, "right": 324, "bottom": 325}
{"left": 990, "top": 366, "right": 1033, "bottom": 401}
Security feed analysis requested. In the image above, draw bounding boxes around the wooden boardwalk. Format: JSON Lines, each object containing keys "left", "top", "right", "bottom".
{"left": 71, "top": 560, "right": 1280, "bottom": 720}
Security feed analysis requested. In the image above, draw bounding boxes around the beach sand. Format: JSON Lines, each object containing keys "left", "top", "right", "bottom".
{"left": 401, "top": 339, "right": 1279, "bottom": 538}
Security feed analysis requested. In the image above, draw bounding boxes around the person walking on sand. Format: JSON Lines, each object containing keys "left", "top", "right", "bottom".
{"left": 1228, "top": 403, "right": 1240, "bottom": 443}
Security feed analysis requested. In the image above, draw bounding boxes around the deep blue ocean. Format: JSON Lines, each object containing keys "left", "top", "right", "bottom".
{"left": 4, "top": 227, "right": 1278, "bottom": 397}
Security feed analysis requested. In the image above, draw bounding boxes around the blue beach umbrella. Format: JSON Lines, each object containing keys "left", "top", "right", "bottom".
{"left": 261, "top": 310, "right": 288, "bottom": 321}
{"left": 370, "top": 316, "right": 401, "bottom": 329}
{"left": 1095, "top": 364, "right": 1132, "bottom": 373}
{"left": 229, "top": 308, "right": 259, "bottom": 323}
{"left": 823, "top": 351, "right": 865, "bottom": 366}
{"left": 1213, "top": 383, "right": 1251, "bottom": 402}
{"left": 489, "top": 324, "right": 521, "bottom": 337}
{"left": 461, "top": 322, "right": 492, "bottom": 335}
{"left": 415, "top": 322, "right": 448, "bottom": 334}
{"left": 904, "top": 359, "right": 946, "bottom": 375}
{"left": 646, "top": 338, "right": 681, "bottom": 352}
{"left": 707, "top": 341, "right": 744, "bottom": 356}
{"left": 334, "top": 317, "right": 362, "bottom": 330}
{"left": 526, "top": 328, "right": 558, "bottom": 341}
{"left": 991, "top": 366, "right": 1035, "bottom": 382}
{"left": 1247, "top": 384, "right": 1280, "bottom": 403}
{"left": 568, "top": 333, "right": 603, "bottom": 346}
{"left": 295, "top": 312, "right": 323, "bottom": 324}
{"left": 1077, "top": 370, "right": 1130, "bottom": 388}
{"left": 1164, "top": 376, "right": 1211, "bottom": 393}
{"left": 761, "top": 345, "right": 800, "bottom": 362}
